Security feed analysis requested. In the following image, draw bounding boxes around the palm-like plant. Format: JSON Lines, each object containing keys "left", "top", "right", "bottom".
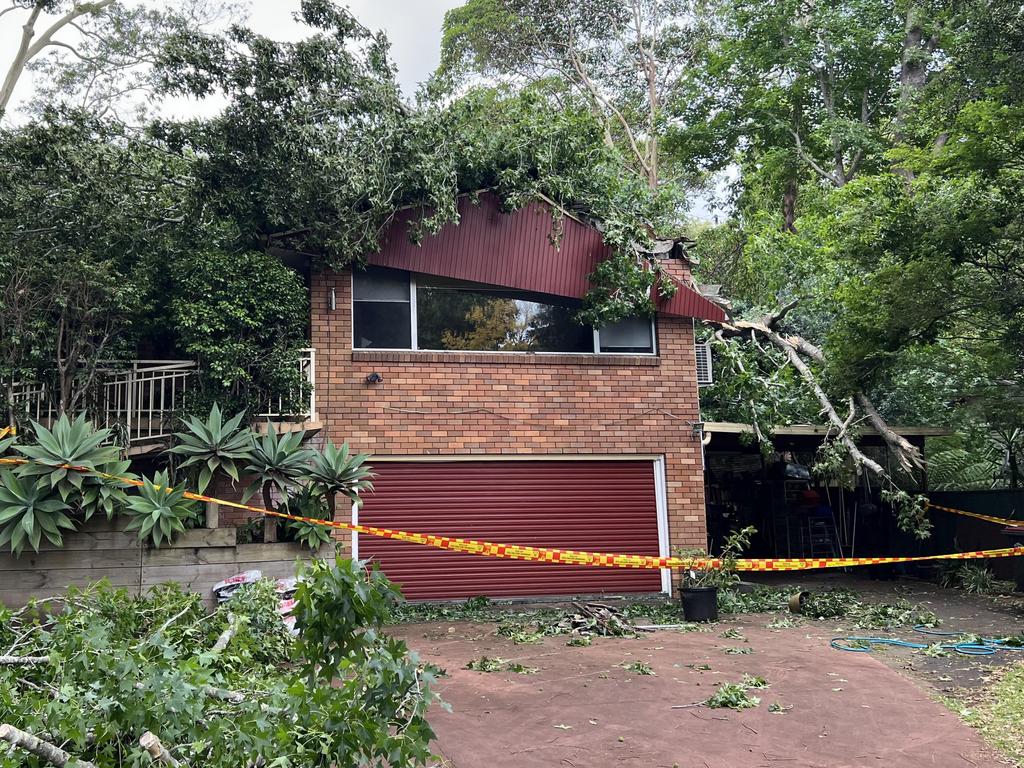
{"left": 14, "top": 414, "right": 133, "bottom": 520}
{"left": 243, "top": 424, "right": 315, "bottom": 510}
{"left": 124, "top": 471, "right": 200, "bottom": 547}
{"left": 307, "top": 440, "right": 373, "bottom": 518}
{"left": 168, "top": 404, "right": 253, "bottom": 493}
{"left": 0, "top": 469, "right": 75, "bottom": 555}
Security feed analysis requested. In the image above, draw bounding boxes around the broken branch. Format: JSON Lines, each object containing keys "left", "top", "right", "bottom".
{"left": 0, "top": 655, "right": 49, "bottom": 666}
{"left": 139, "top": 731, "right": 186, "bottom": 767}
{"left": 0, "top": 724, "right": 98, "bottom": 768}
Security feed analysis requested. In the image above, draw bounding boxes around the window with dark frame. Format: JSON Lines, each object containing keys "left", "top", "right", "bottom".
{"left": 352, "top": 266, "right": 655, "bottom": 354}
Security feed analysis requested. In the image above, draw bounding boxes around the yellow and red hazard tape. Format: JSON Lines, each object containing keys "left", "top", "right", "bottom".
{"left": 1, "top": 456, "right": 1022, "bottom": 571}
{"left": 925, "top": 500, "right": 1023, "bottom": 529}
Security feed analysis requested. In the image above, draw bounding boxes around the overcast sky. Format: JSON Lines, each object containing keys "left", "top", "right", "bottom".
{"left": 0, "top": 0, "right": 463, "bottom": 114}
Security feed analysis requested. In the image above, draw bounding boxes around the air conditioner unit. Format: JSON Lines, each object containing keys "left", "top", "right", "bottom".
{"left": 695, "top": 342, "right": 713, "bottom": 386}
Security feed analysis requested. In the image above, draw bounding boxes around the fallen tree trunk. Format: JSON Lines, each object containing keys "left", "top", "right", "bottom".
{"left": 709, "top": 303, "right": 924, "bottom": 478}
{"left": 0, "top": 724, "right": 98, "bottom": 768}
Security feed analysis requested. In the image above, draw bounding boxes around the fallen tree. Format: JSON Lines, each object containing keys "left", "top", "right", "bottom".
{"left": 704, "top": 297, "right": 932, "bottom": 536}
{"left": 0, "top": 560, "right": 441, "bottom": 768}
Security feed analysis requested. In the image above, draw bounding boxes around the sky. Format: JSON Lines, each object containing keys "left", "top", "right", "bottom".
{"left": 0, "top": 0, "right": 463, "bottom": 114}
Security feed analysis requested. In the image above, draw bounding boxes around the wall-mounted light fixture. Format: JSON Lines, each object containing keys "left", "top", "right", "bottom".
{"left": 365, "top": 372, "right": 384, "bottom": 385}
{"left": 330, "top": 288, "right": 337, "bottom": 311}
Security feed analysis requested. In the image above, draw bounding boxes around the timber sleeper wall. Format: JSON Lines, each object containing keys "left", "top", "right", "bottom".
{"left": 0, "top": 516, "right": 325, "bottom": 608}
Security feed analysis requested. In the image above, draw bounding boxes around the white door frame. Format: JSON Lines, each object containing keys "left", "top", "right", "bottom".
{"left": 351, "top": 455, "right": 673, "bottom": 596}
{"left": 653, "top": 456, "right": 672, "bottom": 595}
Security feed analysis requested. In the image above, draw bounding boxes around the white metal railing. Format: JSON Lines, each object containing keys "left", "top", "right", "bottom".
{"left": 259, "top": 347, "right": 316, "bottom": 422}
{"left": 100, "top": 360, "right": 196, "bottom": 443}
{"left": 5, "top": 349, "right": 316, "bottom": 445}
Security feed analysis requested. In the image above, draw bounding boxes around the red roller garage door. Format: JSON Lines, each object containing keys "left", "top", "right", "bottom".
{"left": 357, "top": 460, "right": 664, "bottom": 600}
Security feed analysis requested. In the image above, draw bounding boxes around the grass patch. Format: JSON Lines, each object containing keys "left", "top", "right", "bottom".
{"left": 724, "top": 646, "right": 753, "bottom": 655}
{"left": 950, "top": 663, "right": 1024, "bottom": 764}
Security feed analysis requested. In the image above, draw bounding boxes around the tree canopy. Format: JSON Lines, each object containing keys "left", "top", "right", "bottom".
{"left": 1, "top": 0, "right": 1021, "bottom": 507}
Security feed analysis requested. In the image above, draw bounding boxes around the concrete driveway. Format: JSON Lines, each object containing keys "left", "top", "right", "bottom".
{"left": 390, "top": 618, "right": 1007, "bottom": 768}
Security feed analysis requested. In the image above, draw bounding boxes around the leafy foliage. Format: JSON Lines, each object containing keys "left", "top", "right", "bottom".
{"left": 677, "top": 525, "right": 756, "bottom": 589}
{"left": 0, "top": 562, "right": 439, "bottom": 768}
{"left": 243, "top": 423, "right": 315, "bottom": 508}
{"left": 706, "top": 682, "right": 761, "bottom": 709}
{"left": 307, "top": 439, "right": 374, "bottom": 517}
{"left": 280, "top": 485, "right": 334, "bottom": 551}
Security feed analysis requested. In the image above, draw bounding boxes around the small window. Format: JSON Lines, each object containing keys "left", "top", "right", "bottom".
{"left": 597, "top": 316, "right": 655, "bottom": 354}
{"left": 353, "top": 266, "right": 411, "bottom": 349}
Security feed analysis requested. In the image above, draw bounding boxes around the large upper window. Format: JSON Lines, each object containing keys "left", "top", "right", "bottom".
{"left": 352, "top": 267, "right": 654, "bottom": 354}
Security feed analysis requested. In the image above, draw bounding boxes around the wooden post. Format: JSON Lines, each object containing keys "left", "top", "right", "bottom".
{"left": 263, "top": 515, "right": 277, "bottom": 543}
{"left": 204, "top": 500, "right": 219, "bottom": 529}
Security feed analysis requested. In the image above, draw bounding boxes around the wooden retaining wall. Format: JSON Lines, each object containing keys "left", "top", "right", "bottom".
{"left": 0, "top": 516, "right": 326, "bottom": 608}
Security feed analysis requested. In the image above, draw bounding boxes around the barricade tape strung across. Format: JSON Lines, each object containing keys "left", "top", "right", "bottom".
{"left": 1, "top": 456, "right": 1023, "bottom": 571}
{"left": 925, "top": 500, "right": 1023, "bottom": 529}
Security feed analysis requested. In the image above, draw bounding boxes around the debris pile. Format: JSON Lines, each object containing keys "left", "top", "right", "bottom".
{"left": 553, "top": 602, "right": 647, "bottom": 638}
{"left": 212, "top": 570, "right": 302, "bottom": 633}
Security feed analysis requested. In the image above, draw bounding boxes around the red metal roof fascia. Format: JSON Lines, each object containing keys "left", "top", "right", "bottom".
{"left": 366, "top": 192, "right": 727, "bottom": 322}
{"left": 658, "top": 279, "right": 729, "bottom": 323}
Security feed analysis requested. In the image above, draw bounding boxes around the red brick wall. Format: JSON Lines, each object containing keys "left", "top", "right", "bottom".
{"left": 309, "top": 265, "right": 708, "bottom": 558}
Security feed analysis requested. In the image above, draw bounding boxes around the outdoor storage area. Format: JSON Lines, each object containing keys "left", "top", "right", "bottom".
{"left": 391, "top": 577, "right": 1024, "bottom": 767}
{"left": 703, "top": 423, "right": 944, "bottom": 560}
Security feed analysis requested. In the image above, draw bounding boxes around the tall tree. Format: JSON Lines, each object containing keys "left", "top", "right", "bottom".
{"left": 0, "top": 0, "right": 240, "bottom": 121}
{"left": 441, "top": 0, "right": 708, "bottom": 189}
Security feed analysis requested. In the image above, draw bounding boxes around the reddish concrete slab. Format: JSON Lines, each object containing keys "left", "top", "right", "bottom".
{"left": 390, "top": 622, "right": 1005, "bottom": 768}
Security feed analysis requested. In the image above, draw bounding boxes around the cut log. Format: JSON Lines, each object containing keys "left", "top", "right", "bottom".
{"left": 139, "top": 731, "right": 186, "bottom": 767}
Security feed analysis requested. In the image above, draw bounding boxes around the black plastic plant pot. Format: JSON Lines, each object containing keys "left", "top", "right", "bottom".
{"left": 681, "top": 586, "right": 719, "bottom": 622}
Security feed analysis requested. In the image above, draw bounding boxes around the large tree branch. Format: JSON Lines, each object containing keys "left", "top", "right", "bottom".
{"left": 711, "top": 305, "right": 925, "bottom": 478}
{"left": 0, "top": 724, "right": 99, "bottom": 768}
{"left": 565, "top": 46, "right": 652, "bottom": 183}
{"left": 0, "top": 4, "right": 43, "bottom": 113}
{"left": 789, "top": 128, "right": 843, "bottom": 186}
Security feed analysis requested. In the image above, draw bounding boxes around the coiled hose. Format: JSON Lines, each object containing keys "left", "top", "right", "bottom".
{"left": 831, "top": 625, "right": 1024, "bottom": 656}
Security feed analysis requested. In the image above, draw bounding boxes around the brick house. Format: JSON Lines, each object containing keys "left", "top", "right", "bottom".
{"left": 307, "top": 192, "right": 726, "bottom": 600}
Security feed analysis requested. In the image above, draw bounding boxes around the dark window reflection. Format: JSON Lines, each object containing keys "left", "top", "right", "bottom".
{"left": 416, "top": 278, "right": 593, "bottom": 352}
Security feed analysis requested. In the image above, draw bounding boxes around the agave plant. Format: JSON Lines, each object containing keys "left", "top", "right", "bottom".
{"left": 168, "top": 404, "right": 253, "bottom": 493}
{"left": 280, "top": 485, "right": 333, "bottom": 550}
{"left": 243, "top": 423, "right": 315, "bottom": 510}
{"left": 307, "top": 440, "right": 373, "bottom": 517}
{"left": 124, "top": 471, "right": 200, "bottom": 547}
{"left": 0, "top": 469, "right": 76, "bottom": 555}
{"left": 14, "top": 414, "right": 133, "bottom": 520}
